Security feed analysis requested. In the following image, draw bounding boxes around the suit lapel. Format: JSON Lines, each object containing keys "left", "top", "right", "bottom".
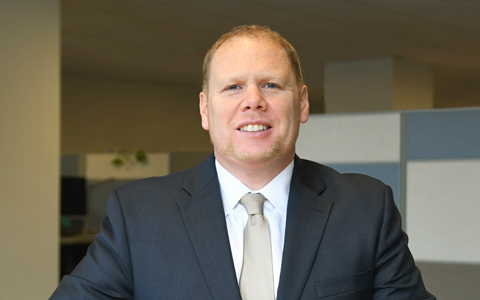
{"left": 277, "top": 157, "right": 334, "bottom": 300}
{"left": 177, "top": 154, "right": 242, "bottom": 300}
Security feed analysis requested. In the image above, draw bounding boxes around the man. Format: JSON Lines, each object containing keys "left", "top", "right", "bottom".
{"left": 51, "top": 25, "right": 435, "bottom": 299}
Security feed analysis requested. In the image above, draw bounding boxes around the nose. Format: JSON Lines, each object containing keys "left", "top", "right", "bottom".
{"left": 241, "top": 85, "right": 266, "bottom": 111}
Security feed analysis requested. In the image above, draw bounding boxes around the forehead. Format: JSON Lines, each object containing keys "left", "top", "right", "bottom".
{"left": 210, "top": 36, "right": 293, "bottom": 75}
{"left": 217, "top": 35, "right": 284, "bottom": 54}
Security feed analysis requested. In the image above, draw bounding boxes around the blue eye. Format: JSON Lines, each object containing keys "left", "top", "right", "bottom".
{"left": 265, "top": 83, "right": 277, "bottom": 88}
{"left": 227, "top": 85, "right": 239, "bottom": 90}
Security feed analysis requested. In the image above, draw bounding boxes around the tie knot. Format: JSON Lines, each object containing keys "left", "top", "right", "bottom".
{"left": 240, "top": 193, "right": 265, "bottom": 215}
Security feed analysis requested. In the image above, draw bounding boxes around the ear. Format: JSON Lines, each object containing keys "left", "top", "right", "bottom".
{"left": 199, "top": 92, "right": 209, "bottom": 130}
{"left": 299, "top": 85, "right": 309, "bottom": 123}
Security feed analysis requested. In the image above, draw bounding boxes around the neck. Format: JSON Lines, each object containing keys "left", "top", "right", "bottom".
{"left": 215, "top": 151, "right": 295, "bottom": 190}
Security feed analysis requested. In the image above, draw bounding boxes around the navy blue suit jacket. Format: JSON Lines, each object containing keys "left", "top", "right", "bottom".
{"left": 51, "top": 154, "right": 434, "bottom": 299}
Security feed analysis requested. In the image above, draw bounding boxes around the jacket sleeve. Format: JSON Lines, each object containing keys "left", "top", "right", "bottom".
{"left": 372, "top": 185, "right": 435, "bottom": 299}
{"left": 50, "top": 190, "right": 134, "bottom": 300}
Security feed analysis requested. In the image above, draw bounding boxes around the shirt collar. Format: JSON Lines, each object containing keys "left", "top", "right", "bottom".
{"left": 215, "top": 159, "right": 294, "bottom": 218}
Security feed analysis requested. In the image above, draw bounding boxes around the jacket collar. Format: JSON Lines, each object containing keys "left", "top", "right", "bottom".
{"left": 277, "top": 156, "right": 334, "bottom": 300}
{"left": 178, "top": 153, "right": 242, "bottom": 300}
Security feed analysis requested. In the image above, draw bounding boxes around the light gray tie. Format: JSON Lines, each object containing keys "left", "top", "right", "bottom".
{"left": 239, "top": 193, "right": 275, "bottom": 300}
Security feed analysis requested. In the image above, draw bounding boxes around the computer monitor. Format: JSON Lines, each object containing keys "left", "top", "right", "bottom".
{"left": 61, "top": 177, "right": 88, "bottom": 235}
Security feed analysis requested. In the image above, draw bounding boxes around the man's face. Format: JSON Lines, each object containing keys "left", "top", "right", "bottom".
{"left": 199, "top": 36, "right": 309, "bottom": 168}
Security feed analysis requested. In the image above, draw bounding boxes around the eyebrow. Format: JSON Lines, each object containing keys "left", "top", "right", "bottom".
{"left": 218, "top": 71, "right": 292, "bottom": 84}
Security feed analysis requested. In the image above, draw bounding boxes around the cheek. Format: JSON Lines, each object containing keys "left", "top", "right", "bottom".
{"left": 285, "top": 102, "right": 301, "bottom": 121}
{"left": 208, "top": 107, "right": 227, "bottom": 134}
{"left": 212, "top": 103, "right": 236, "bottom": 125}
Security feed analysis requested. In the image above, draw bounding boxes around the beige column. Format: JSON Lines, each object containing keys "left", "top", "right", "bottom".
{"left": 324, "top": 57, "right": 433, "bottom": 113}
{"left": 0, "top": 1, "right": 60, "bottom": 299}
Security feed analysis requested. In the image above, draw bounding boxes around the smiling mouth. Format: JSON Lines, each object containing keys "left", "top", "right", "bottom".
{"left": 239, "top": 124, "right": 271, "bottom": 132}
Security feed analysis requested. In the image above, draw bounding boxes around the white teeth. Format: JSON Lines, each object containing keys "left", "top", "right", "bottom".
{"left": 240, "top": 124, "right": 269, "bottom": 132}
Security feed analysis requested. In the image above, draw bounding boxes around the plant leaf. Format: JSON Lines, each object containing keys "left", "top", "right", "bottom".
{"left": 135, "top": 149, "right": 147, "bottom": 163}
{"left": 111, "top": 157, "right": 124, "bottom": 166}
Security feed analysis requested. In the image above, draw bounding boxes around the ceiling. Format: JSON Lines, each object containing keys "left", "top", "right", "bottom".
{"left": 62, "top": 0, "right": 480, "bottom": 107}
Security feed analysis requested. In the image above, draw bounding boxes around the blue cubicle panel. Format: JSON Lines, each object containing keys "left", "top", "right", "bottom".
{"left": 407, "top": 109, "right": 480, "bottom": 160}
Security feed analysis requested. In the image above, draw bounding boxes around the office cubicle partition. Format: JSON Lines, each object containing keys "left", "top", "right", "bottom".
{"left": 297, "top": 108, "right": 480, "bottom": 300}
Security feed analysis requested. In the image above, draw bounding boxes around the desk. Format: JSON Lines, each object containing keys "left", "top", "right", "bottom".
{"left": 61, "top": 233, "right": 96, "bottom": 245}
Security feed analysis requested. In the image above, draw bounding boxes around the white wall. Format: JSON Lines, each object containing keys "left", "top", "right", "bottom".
{"left": 435, "top": 74, "right": 480, "bottom": 108}
{"left": 84, "top": 153, "right": 170, "bottom": 179}
{"left": 62, "top": 74, "right": 212, "bottom": 153}
{"left": 0, "top": 1, "right": 60, "bottom": 299}
{"left": 324, "top": 58, "right": 394, "bottom": 113}
{"left": 392, "top": 59, "right": 433, "bottom": 110}
{"left": 324, "top": 57, "right": 433, "bottom": 113}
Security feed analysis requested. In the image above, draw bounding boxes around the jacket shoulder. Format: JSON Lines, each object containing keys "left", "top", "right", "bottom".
{"left": 299, "top": 158, "right": 387, "bottom": 190}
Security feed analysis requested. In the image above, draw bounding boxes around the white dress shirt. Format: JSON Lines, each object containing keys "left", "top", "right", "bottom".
{"left": 215, "top": 159, "right": 294, "bottom": 298}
